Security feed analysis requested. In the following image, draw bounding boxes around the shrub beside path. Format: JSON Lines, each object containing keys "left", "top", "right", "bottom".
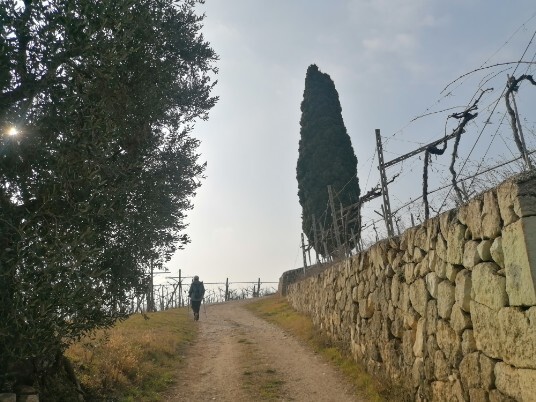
{"left": 167, "top": 298, "right": 363, "bottom": 401}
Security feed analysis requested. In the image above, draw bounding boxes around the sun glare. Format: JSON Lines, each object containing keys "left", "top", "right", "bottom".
{"left": 7, "top": 126, "right": 18, "bottom": 136}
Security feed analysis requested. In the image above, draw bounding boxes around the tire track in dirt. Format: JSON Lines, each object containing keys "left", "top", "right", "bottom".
{"left": 168, "top": 299, "right": 364, "bottom": 401}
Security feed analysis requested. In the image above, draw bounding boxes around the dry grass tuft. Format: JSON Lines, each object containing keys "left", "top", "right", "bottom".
{"left": 66, "top": 307, "right": 196, "bottom": 401}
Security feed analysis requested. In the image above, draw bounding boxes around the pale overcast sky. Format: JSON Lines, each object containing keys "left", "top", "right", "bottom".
{"left": 164, "top": 0, "right": 536, "bottom": 287}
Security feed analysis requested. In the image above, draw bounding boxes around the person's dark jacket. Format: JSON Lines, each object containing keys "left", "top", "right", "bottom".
{"left": 188, "top": 279, "right": 205, "bottom": 302}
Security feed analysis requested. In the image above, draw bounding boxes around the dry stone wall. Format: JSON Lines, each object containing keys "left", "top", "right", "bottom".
{"left": 284, "top": 172, "right": 536, "bottom": 401}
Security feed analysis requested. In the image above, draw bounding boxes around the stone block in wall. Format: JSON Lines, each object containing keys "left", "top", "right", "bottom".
{"left": 447, "top": 223, "right": 466, "bottom": 265}
{"left": 497, "top": 179, "right": 519, "bottom": 226}
{"left": 464, "top": 197, "right": 484, "bottom": 240}
{"left": 426, "top": 215, "right": 440, "bottom": 250}
{"left": 480, "top": 353, "right": 496, "bottom": 391}
{"left": 412, "top": 357, "right": 425, "bottom": 388}
{"left": 400, "top": 282, "right": 411, "bottom": 313}
{"left": 450, "top": 305, "right": 471, "bottom": 335}
{"left": 489, "top": 389, "right": 516, "bottom": 402}
{"left": 463, "top": 240, "right": 482, "bottom": 268}
{"left": 436, "top": 258, "right": 447, "bottom": 279}
{"left": 513, "top": 172, "right": 536, "bottom": 218}
{"left": 469, "top": 389, "right": 488, "bottom": 402}
{"left": 495, "top": 361, "right": 536, "bottom": 402}
{"left": 437, "top": 233, "right": 448, "bottom": 262}
{"left": 403, "top": 328, "right": 417, "bottom": 366}
{"left": 404, "top": 307, "right": 419, "bottom": 330}
{"left": 445, "top": 263, "right": 461, "bottom": 283}
{"left": 426, "top": 300, "right": 438, "bottom": 336}
{"left": 459, "top": 352, "right": 481, "bottom": 391}
{"left": 426, "top": 272, "right": 440, "bottom": 299}
{"left": 431, "top": 378, "right": 465, "bottom": 402}
{"left": 410, "top": 278, "right": 429, "bottom": 316}
{"left": 415, "top": 225, "right": 428, "bottom": 251}
{"left": 477, "top": 239, "right": 493, "bottom": 262}
{"left": 490, "top": 236, "right": 505, "bottom": 269}
{"left": 471, "top": 262, "right": 508, "bottom": 310}
{"left": 437, "top": 280, "right": 456, "bottom": 319}
{"left": 461, "top": 329, "right": 477, "bottom": 355}
{"left": 358, "top": 296, "right": 374, "bottom": 318}
{"left": 413, "top": 318, "right": 426, "bottom": 358}
{"left": 0, "top": 394, "right": 16, "bottom": 402}
{"left": 404, "top": 263, "right": 416, "bottom": 283}
{"left": 482, "top": 190, "right": 502, "bottom": 239}
{"left": 391, "top": 311, "right": 404, "bottom": 338}
{"left": 436, "top": 319, "right": 462, "bottom": 368}
{"left": 434, "top": 351, "right": 450, "bottom": 381}
{"left": 455, "top": 269, "right": 472, "bottom": 312}
{"left": 471, "top": 302, "right": 536, "bottom": 369}
{"left": 503, "top": 216, "right": 536, "bottom": 306}
{"left": 439, "top": 209, "right": 455, "bottom": 240}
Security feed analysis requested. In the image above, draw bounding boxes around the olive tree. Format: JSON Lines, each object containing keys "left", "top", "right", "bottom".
{"left": 0, "top": 0, "right": 217, "bottom": 389}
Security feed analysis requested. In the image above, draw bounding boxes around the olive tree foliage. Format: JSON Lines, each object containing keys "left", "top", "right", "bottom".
{"left": 297, "top": 65, "right": 360, "bottom": 258}
{"left": 0, "top": 0, "right": 217, "bottom": 381}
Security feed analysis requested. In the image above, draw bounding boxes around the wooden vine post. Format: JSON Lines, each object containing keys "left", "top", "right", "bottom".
{"left": 375, "top": 129, "right": 395, "bottom": 237}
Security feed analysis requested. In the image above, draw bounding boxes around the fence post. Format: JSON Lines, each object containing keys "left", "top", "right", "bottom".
{"left": 225, "top": 278, "right": 229, "bottom": 301}
{"left": 301, "top": 233, "right": 308, "bottom": 272}
{"left": 328, "top": 185, "right": 343, "bottom": 251}
{"left": 375, "top": 129, "right": 395, "bottom": 237}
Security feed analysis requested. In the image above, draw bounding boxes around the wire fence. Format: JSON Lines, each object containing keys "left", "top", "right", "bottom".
{"left": 299, "top": 27, "right": 536, "bottom": 267}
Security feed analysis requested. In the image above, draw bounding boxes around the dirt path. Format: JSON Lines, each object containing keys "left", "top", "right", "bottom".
{"left": 167, "top": 299, "right": 363, "bottom": 401}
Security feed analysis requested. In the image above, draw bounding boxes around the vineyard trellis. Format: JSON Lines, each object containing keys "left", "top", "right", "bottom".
{"left": 299, "top": 69, "right": 536, "bottom": 269}
{"left": 127, "top": 270, "right": 278, "bottom": 313}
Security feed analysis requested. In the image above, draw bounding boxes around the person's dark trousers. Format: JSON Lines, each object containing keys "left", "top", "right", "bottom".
{"left": 192, "top": 300, "right": 201, "bottom": 320}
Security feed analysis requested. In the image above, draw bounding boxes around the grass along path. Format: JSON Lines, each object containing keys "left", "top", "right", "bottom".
{"left": 67, "top": 308, "right": 196, "bottom": 401}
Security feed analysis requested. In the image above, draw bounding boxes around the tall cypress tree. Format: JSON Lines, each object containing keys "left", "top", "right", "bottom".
{"left": 297, "top": 64, "right": 360, "bottom": 258}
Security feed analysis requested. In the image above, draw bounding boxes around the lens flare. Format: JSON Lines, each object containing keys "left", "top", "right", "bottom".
{"left": 7, "top": 126, "right": 18, "bottom": 136}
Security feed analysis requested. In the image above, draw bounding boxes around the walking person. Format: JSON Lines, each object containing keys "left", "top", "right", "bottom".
{"left": 188, "top": 275, "right": 205, "bottom": 321}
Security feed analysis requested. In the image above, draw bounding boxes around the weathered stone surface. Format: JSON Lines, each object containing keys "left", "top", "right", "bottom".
{"left": 0, "top": 394, "right": 16, "bottom": 402}
{"left": 471, "top": 302, "right": 536, "bottom": 369}
{"left": 447, "top": 223, "right": 466, "bottom": 265}
{"left": 404, "top": 263, "right": 416, "bottom": 283}
{"left": 489, "top": 389, "right": 516, "bottom": 402}
{"left": 439, "top": 210, "right": 455, "bottom": 240}
{"left": 461, "top": 329, "right": 476, "bottom": 355}
{"left": 415, "top": 225, "right": 428, "bottom": 251}
{"left": 502, "top": 216, "right": 536, "bottom": 306}
{"left": 460, "top": 352, "right": 481, "bottom": 390}
{"left": 426, "top": 300, "right": 438, "bottom": 336}
{"left": 436, "top": 233, "right": 448, "bottom": 263}
{"left": 482, "top": 190, "right": 502, "bottom": 239}
{"left": 413, "top": 318, "right": 426, "bottom": 357}
{"left": 412, "top": 357, "right": 425, "bottom": 388}
{"left": 477, "top": 239, "right": 493, "bottom": 262}
{"left": 436, "top": 319, "right": 462, "bottom": 367}
{"left": 451, "top": 305, "right": 472, "bottom": 335}
{"left": 480, "top": 353, "right": 496, "bottom": 390}
{"left": 403, "top": 329, "right": 417, "bottom": 366}
{"left": 445, "top": 264, "right": 461, "bottom": 282}
{"left": 497, "top": 179, "right": 518, "bottom": 226}
{"left": 513, "top": 174, "right": 536, "bottom": 218}
{"left": 434, "top": 351, "right": 449, "bottom": 381}
{"left": 399, "top": 282, "right": 411, "bottom": 313}
{"left": 413, "top": 247, "right": 426, "bottom": 264}
{"left": 359, "top": 296, "right": 374, "bottom": 318}
{"left": 490, "top": 236, "right": 505, "bottom": 269}
{"left": 410, "top": 278, "right": 429, "bottom": 316}
{"left": 426, "top": 272, "right": 440, "bottom": 299}
{"left": 455, "top": 269, "right": 472, "bottom": 312}
{"left": 463, "top": 240, "right": 482, "bottom": 269}
{"left": 466, "top": 198, "right": 483, "bottom": 240}
{"left": 437, "top": 280, "right": 456, "bottom": 319}
{"left": 471, "top": 262, "right": 508, "bottom": 310}
{"left": 495, "top": 361, "right": 536, "bottom": 402}
{"left": 404, "top": 307, "right": 419, "bottom": 330}
{"left": 426, "top": 216, "right": 439, "bottom": 251}
{"left": 391, "top": 312, "right": 404, "bottom": 339}
{"left": 468, "top": 388, "right": 488, "bottom": 402}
